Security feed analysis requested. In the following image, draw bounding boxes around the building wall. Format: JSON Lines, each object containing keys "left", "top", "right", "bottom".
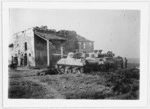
{"left": 49, "top": 42, "right": 57, "bottom": 67}
{"left": 9, "top": 28, "right": 35, "bottom": 66}
{"left": 61, "top": 31, "right": 79, "bottom": 54}
{"left": 51, "top": 30, "right": 94, "bottom": 54}
{"left": 78, "top": 41, "right": 94, "bottom": 53}
{"left": 34, "top": 34, "right": 47, "bottom": 67}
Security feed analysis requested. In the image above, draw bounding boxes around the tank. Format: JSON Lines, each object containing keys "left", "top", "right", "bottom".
{"left": 91, "top": 50, "right": 123, "bottom": 71}
{"left": 56, "top": 52, "right": 86, "bottom": 74}
{"left": 97, "top": 56, "right": 123, "bottom": 71}
{"left": 56, "top": 52, "right": 123, "bottom": 74}
{"left": 85, "top": 53, "right": 105, "bottom": 71}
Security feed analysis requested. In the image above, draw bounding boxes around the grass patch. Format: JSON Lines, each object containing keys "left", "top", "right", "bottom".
{"left": 9, "top": 68, "right": 139, "bottom": 99}
{"left": 9, "top": 79, "right": 48, "bottom": 99}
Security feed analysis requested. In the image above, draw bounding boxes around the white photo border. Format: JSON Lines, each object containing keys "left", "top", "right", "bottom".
{"left": 2, "top": 1, "right": 149, "bottom": 108}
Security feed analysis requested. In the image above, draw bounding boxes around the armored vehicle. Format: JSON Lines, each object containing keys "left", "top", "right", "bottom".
{"left": 56, "top": 52, "right": 86, "bottom": 74}
{"left": 97, "top": 56, "right": 123, "bottom": 71}
{"left": 56, "top": 51, "right": 123, "bottom": 74}
{"left": 56, "top": 51, "right": 108, "bottom": 73}
{"left": 85, "top": 53, "right": 105, "bottom": 71}
{"left": 90, "top": 50, "right": 123, "bottom": 71}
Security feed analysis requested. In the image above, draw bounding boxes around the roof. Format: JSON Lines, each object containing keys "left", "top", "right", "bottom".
{"left": 33, "top": 26, "right": 92, "bottom": 42}
{"left": 34, "top": 29, "right": 66, "bottom": 41}
{"left": 76, "top": 34, "right": 94, "bottom": 42}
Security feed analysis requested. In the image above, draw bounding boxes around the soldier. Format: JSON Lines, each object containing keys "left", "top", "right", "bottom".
{"left": 20, "top": 54, "right": 24, "bottom": 66}
{"left": 124, "top": 57, "right": 128, "bottom": 69}
{"left": 11, "top": 56, "right": 14, "bottom": 64}
{"left": 24, "top": 53, "right": 27, "bottom": 66}
{"left": 14, "top": 54, "right": 18, "bottom": 65}
{"left": 121, "top": 59, "right": 124, "bottom": 69}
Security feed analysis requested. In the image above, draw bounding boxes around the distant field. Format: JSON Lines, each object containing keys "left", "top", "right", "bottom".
{"left": 127, "top": 58, "right": 140, "bottom": 68}
{"left": 9, "top": 67, "right": 139, "bottom": 99}
{"left": 128, "top": 58, "right": 139, "bottom": 64}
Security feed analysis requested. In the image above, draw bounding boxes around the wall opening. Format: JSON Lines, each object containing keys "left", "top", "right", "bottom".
{"left": 25, "top": 42, "right": 27, "bottom": 51}
{"left": 24, "top": 53, "right": 27, "bottom": 66}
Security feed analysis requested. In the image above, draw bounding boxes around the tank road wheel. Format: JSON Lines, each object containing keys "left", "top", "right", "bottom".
{"left": 72, "top": 68, "right": 76, "bottom": 74}
{"left": 59, "top": 66, "right": 65, "bottom": 74}
{"left": 76, "top": 67, "right": 82, "bottom": 74}
{"left": 72, "top": 67, "right": 78, "bottom": 74}
{"left": 80, "top": 67, "right": 84, "bottom": 73}
{"left": 64, "top": 67, "right": 68, "bottom": 74}
{"left": 64, "top": 67, "right": 72, "bottom": 74}
{"left": 67, "top": 68, "right": 72, "bottom": 74}
{"left": 55, "top": 65, "right": 61, "bottom": 74}
{"left": 76, "top": 69, "right": 80, "bottom": 74}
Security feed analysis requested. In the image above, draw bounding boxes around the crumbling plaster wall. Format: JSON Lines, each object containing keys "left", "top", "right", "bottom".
{"left": 78, "top": 42, "right": 94, "bottom": 53}
{"left": 9, "top": 28, "right": 35, "bottom": 66}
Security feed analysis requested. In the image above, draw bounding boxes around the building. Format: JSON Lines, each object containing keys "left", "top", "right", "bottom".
{"left": 9, "top": 27, "right": 66, "bottom": 67}
{"left": 9, "top": 26, "right": 94, "bottom": 68}
{"left": 76, "top": 34, "right": 94, "bottom": 53}
{"left": 56, "top": 30, "right": 94, "bottom": 54}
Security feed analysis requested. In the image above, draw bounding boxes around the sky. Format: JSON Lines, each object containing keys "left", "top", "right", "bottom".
{"left": 10, "top": 9, "right": 140, "bottom": 58}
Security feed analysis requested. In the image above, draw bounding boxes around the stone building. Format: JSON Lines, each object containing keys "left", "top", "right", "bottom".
{"left": 9, "top": 27, "right": 66, "bottom": 67}
{"left": 56, "top": 30, "right": 94, "bottom": 54}
{"left": 9, "top": 26, "right": 94, "bottom": 68}
{"left": 76, "top": 34, "right": 94, "bottom": 53}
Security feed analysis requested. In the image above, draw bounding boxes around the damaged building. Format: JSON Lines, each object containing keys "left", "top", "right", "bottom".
{"left": 56, "top": 29, "right": 94, "bottom": 54}
{"left": 9, "top": 26, "right": 94, "bottom": 67}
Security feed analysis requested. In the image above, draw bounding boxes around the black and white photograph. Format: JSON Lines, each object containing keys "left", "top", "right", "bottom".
{"left": 1, "top": 1, "right": 149, "bottom": 108}
{"left": 8, "top": 8, "right": 140, "bottom": 99}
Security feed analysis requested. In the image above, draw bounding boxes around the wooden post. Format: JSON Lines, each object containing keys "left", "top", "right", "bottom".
{"left": 47, "top": 40, "right": 50, "bottom": 66}
{"left": 61, "top": 46, "right": 63, "bottom": 58}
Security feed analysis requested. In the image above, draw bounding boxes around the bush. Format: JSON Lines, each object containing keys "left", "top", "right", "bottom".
{"left": 106, "top": 68, "right": 139, "bottom": 99}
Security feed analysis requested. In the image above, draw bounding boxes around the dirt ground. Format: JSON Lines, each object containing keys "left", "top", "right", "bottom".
{"left": 9, "top": 67, "right": 139, "bottom": 99}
